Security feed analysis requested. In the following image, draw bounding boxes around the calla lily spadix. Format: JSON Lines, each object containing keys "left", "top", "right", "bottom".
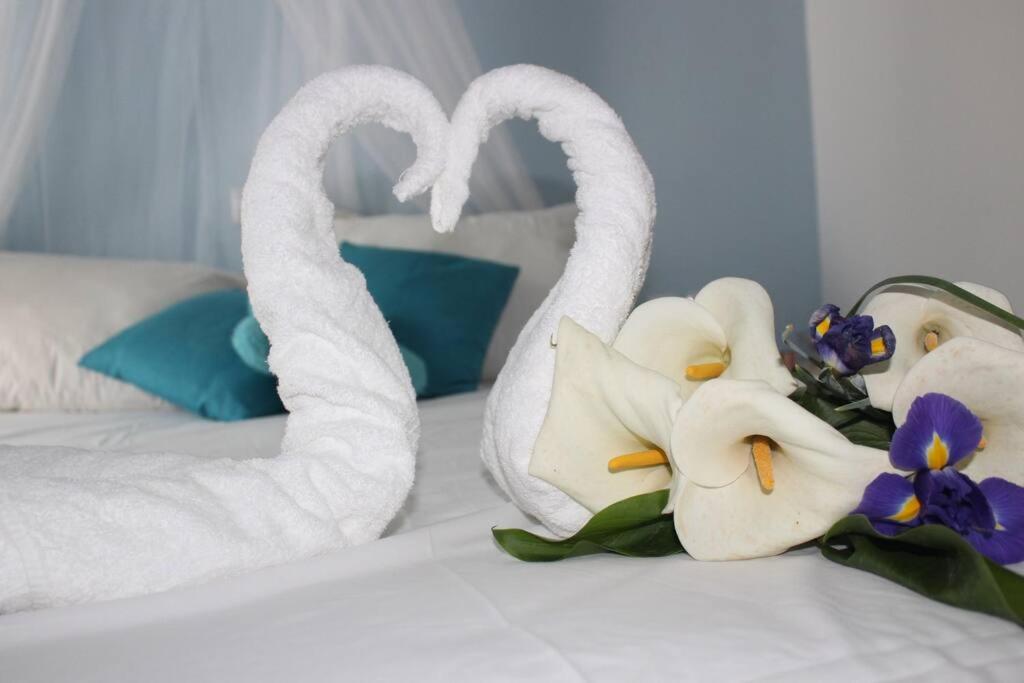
{"left": 613, "top": 277, "right": 798, "bottom": 400}
{"left": 860, "top": 282, "right": 1024, "bottom": 411}
{"left": 530, "top": 315, "right": 892, "bottom": 561}
{"left": 669, "top": 379, "right": 892, "bottom": 560}
{"left": 891, "top": 336, "right": 1024, "bottom": 486}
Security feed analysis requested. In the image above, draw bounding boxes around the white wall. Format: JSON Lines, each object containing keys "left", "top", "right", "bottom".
{"left": 806, "top": 1, "right": 1024, "bottom": 309}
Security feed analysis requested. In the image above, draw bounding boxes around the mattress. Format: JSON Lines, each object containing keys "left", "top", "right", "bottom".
{"left": 0, "top": 389, "right": 1022, "bottom": 681}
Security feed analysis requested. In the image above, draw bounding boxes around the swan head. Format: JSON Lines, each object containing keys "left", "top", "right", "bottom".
{"left": 242, "top": 65, "right": 450, "bottom": 229}
{"left": 429, "top": 63, "right": 653, "bottom": 236}
{"left": 383, "top": 68, "right": 449, "bottom": 202}
{"left": 429, "top": 173, "right": 469, "bottom": 234}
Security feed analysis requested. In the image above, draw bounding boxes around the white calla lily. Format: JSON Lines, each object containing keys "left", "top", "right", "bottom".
{"left": 860, "top": 282, "right": 1024, "bottom": 411}
{"left": 668, "top": 379, "right": 891, "bottom": 560}
{"left": 531, "top": 316, "right": 891, "bottom": 561}
{"left": 530, "top": 317, "right": 681, "bottom": 513}
{"left": 892, "top": 336, "right": 1024, "bottom": 486}
{"left": 613, "top": 278, "right": 798, "bottom": 400}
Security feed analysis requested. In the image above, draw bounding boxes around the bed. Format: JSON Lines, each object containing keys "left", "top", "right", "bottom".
{"left": 0, "top": 387, "right": 1021, "bottom": 682}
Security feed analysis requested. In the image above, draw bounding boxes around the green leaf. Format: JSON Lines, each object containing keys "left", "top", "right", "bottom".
{"left": 821, "top": 515, "right": 1024, "bottom": 626}
{"left": 793, "top": 386, "right": 895, "bottom": 449}
{"left": 848, "top": 275, "right": 1024, "bottom": 331}
{"left": 834, "top": 397, "right": 872, "bottom": 413}
{"left": 836, "top": 419, "right": 894, "bottom": 450}
{"left": 493, "top": 489, "right": 684, "bottom": 561}
{"left": 794, "top": 390, "right": 849, "bottom": 429}
{"left": 792, "top": 366, "right": 822, "bottom": 395}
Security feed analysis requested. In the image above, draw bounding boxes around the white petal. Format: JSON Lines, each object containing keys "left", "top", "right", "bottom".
{"left": 674, "top": 449, "right": 883, "bottom": 561}
{"left": 694, "top": 278, "right": 797, "bottom": 396}
{"left": 670, "top": 379, "right": 889, "bottom": 560}
{"left": 859, "top": 290, "right": 928, "bottom": 411}
{"left": 892, "top": 336, "right": 1024, "bottom": 486}
{"left": 863, "top": 281, "right": 1024, "bottom": 411}
{"left": 613, "top": 297, "right": 728, "bottom": 400}
{"left": 970, "top": 421, "right": 1024, "bottom": 486}
{"left": 529, "top": 317, "right": 682, "bottom": 513}
{"left": 671, "top": 378, "right": 885, "bottom": 487}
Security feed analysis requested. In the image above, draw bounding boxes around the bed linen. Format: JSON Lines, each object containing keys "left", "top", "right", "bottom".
{"left": 0, "top": 390, "right": 1022, "bottom": 681}
{"left": 0, "top": 389, "right": 500, "bottom": 538}
{"left": 0, "top": 251, "right": 244, "bottom": 412}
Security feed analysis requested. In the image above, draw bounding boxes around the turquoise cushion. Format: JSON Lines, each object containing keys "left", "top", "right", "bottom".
{"left": 230, "top": 312, "right": 271, "bottom": 375}
{"left": 398, "top": 345, "right": 430, "bottom": 396}
{"left": 341, "top": 242, "right": 519, "bottom": 398}
{"left": 230, "top": 311, "right": 430, "bottom": 397}
{"left": 80, "top": 289, "right": 284, "bottom": 421}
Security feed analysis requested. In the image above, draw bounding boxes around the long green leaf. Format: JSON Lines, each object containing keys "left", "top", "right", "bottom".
{"left": 493, "top": 489, "right": 684, "bottom": 561}
{"left": 821, "top": 515, "right": 1024, "bottom": 626}
{"left": 848, "top": 275, "right": 1024, "bottom": 330}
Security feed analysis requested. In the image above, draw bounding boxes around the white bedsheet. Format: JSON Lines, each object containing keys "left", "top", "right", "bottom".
{"left": 0, "top": 390, "right": 1022, "bottom": 681}
{"left": 0, "top": 390, "right": 505, "bottom": 538}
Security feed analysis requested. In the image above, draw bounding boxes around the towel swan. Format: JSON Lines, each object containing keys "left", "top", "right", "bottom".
{"left": 431, "top": 65, "right": 656, "bottom": 537}
{"left": 0, "top": 66, "right": 448, "bottom": 612}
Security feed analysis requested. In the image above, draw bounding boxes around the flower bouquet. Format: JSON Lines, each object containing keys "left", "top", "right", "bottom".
{"left": 493, "top": 275, "right": 1024, "bottom": 626}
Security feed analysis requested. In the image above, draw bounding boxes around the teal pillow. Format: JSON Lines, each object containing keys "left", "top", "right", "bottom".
{"left": 80, "top": 289, "right": 284, "bottom": 421}
{"left": 398, "top": 346, "right": 429, "bottom": 396}
{"left": 230, "top": 311, "right": 430, "bottom": 396}
{"left": 231, "top": 312, "right": 271, "bottom": 375}
{"left": 341, "top": 242, "right": 519, "bottom": 398}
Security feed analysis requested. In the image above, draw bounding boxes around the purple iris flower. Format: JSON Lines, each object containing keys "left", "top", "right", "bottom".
{"left": 808, "top": 304, "right": 895, "bottom": 376}
{"left": 890, "top": 392, "right": 983, "bottom": 470}
{"left": 809, "top": 304, "right": 841, "bottom": 342}
{"left": 974, "top": 478, "right": 1024, "bottom": 566}
{"left": 851, "top": 393, "right": 1024, "bottom": 565}
{"left": 851, "top": 472, "right": 923, "bottom": 536}
{"left": 914, "top": 468, "right": 994, "bottom": 538}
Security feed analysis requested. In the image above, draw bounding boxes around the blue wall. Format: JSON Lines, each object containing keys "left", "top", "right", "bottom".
{"left": 458, "top": 0, "right": 821, "bottom": 329}
{"left": 9, "top": 0, "right": 820, "bottom": 329}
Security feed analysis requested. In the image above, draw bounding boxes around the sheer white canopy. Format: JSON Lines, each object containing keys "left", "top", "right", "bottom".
{"left": 0, "top": 0, "right": 80, "bottom": 240}
{"left": 2, "top": 0, "right": 542, "bottom": 269}
{"left": 276, "top": 0, "right": 542, "bottom": 214}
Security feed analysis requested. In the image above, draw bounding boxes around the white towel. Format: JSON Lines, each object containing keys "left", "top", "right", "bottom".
{"left": 432, "top": 65, "right": 657, "bottom": 537}
{"left": 0, "top": 66, "right": 449, "bottom": 612}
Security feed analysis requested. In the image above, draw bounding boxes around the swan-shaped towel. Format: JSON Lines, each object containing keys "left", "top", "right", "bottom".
{"left": 432, "top": 65, "right": 657, "bottom": 537}
{"left": 0, "top": 66, "right": 448, "bottom": 612}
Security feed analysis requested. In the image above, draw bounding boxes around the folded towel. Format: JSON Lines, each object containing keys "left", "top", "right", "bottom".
{"left": 0, "top": 66, "right": 449, "bottom": 612}
{"left": 432, "top": 65, "right": 656, "bottom": 537}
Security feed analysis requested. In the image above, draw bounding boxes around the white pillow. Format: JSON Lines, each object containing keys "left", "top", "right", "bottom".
{"left": 0, "top": 252, "right": 244, "bottom": 411}
{"left": 334, "top": 203, "right": 576, "bottom": 380}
